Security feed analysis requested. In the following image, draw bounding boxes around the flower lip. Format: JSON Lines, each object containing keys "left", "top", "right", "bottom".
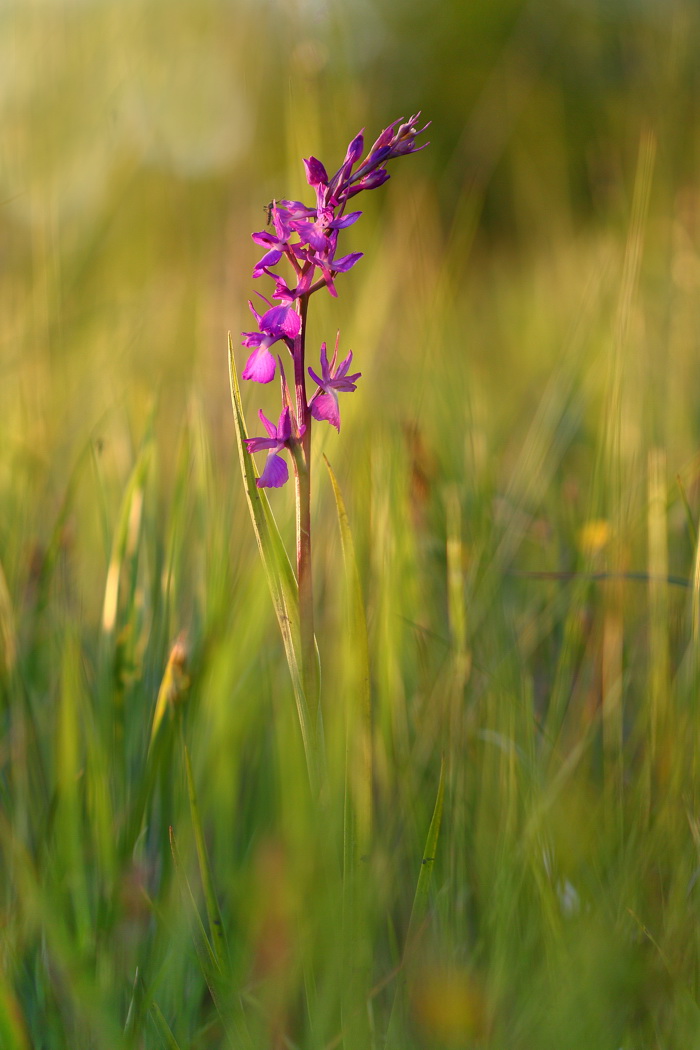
{"left": 308, "top": 340, "right": 361, "bottom": 431}
{"left": 241, "top": 303, "right": 301, "bottom": 383}
{"left": 244, "top": 407, "right": 305, "bottom": 488}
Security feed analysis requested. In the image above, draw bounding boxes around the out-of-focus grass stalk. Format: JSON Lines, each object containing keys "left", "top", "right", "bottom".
{"left": 149, "top": 1001, "right": 183, "bottom": 1050}
{"left": 0, "top": 980, "right": 29, "bottom": 1050}
{"left": 600, "top": 131, "right": 656, "bottom": 830}
{"left": 385, "top": 757, "right": 445, "bottom": 1049}
{"left": 647, "top": 449, "right": 669, "bottom": 756}
{"left": 324, "top": 456, "right": 373, "bottom": 1048}
{"left": 0, "top": 558, "right": 17, "bottom": 677}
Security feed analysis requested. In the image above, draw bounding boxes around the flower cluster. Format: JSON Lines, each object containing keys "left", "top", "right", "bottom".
{"left": 242, "top": 113, "right": 429, "bottom": 487}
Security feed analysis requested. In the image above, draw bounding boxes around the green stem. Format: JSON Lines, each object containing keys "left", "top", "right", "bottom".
{"left": 293, "top": 295, "right": 321, "bottom": 758}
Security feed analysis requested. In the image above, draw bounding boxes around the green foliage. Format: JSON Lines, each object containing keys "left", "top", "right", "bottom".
{"left": 2, "top": 0, "right": 700, "bottom": 1047}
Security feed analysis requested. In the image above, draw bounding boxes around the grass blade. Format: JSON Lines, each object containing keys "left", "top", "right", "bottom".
{"left": 181, "top": 728, "right": 228, "bottom": 971}
{"left": 168, "top": 827, "right": 223, "bottom": 989}
{"left": 149, "top": 1001, "right": 184, "bottom": 1050}
{"left": 406, "top": 756, "right": 446, "bottom": 951}
{"left": 100, "top": 424, "right": 153, "bottom": 640}
{"left": 385, "top": 756, "right": 446, "bottom": 1049}
{"left": 324, "top": 456, "right": 373, "bottom": 1048}
{"left": 0, "top": 557, "right": 17, "bottom": 677}
{"left": 324, "top": 455, "right": 372, "bottom": 857}
{"left": 169, "top": 826, "right": 253, "bottom": 1050}
{"left": 0, "top": 983, "right": 29, "bottom": 1050}
{"left": 228, "top": 333, "right": 321, "bottom": 793}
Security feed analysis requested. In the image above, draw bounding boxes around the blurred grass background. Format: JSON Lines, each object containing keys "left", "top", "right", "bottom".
{"left": 2, "top": 0, "right": 700, "bottom": 1047}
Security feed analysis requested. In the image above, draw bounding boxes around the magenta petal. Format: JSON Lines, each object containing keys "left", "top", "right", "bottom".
{"left": 303, "top": 226, "right": 331, "bottom": 252}
{"left": 258, "top": 409, "right": 278, "bottom": 439}
{"left": 332, "top": 252, "right": 363, "bottom": 273}
{"left": 253, "top": 248, "right": 283, "bottom": 277}
{"left": 308, "top": 365, "right": 323, "bottom": 387}
{"left": 251, "top": 231, "right": 278, "bottom": 248}
{"left": 242, "top": 346, "right": 276, "bottom": 383}
{"left": 346, "top": 132, "right": 364, "bottom": 164}
{"left": 271, "top": 279, "right": 296, "bottom": 303}
{"left": 241, "top": 330, "right": 263, "bottom": 349}
{"left": 245, "top": 435, "right": 277, "bottom": 453}
{"left": 276, "top": 407, "right": 292, "bottom": 443}
{"left": 262, "top": 305, "right": 301, "bottom": 339}
{"left": 258, "top": 453, "right": 289, "bottom": 488}
{"left": 330, "top": 211, "right": 362, "bottom": 229}
{"left": 304, "top": 156, "right": 329, "bottom": 187}
{"left": 310, "top": 392, "right": 340, "bottom": 431}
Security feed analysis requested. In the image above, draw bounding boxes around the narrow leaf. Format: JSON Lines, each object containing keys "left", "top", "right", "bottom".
{"left": 150, "top": 634, "right": 189, "bottom": 748}
{"left": 182, "top": 731, "right": 228, "bottom": 970}
{"left": 101, "top": 427, "right": 152, "bottom": 637}
{"left": 0, "top": 557, "right": 17, "bottom": 675}
{"left": 0, "top": 982, "right": 29, "bottom": 1050}
{"left": 228, "top": 334, "right": 321, "bottom": 791}
{"left": 677, "top": 473, "right": 698, "bottom": 548}
{"left": 169, "top": 826, "right": 255, "bottom": 1050}
{"left": 385, "top": 757, "right": 446, "bottom": 1049}
{"left": 169, "top": 826, "right": 224, "bottom": 997}
{"left": 324, "top": 455, "right": 372, "bottom": 856}
{"left": 121, "top": 637, "right": 186, "bottom": 860}
{"left": 406, "top": 756, "right": 445, "bottom": 940}
{"left": 324, "top": 456, "right": 373, "bottom": 1049}
{"left": 150, "top": 1001, "right": 184, "bottom": 1050}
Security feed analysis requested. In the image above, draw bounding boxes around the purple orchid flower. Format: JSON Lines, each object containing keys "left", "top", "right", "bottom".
{"left": 289, "top": 208, "right": 362, "bottom": 254}
{"left": 244, "top": 407, "right": 304, "bottom": 488}
{"left": 251, "top": 201, "right": 317, "bottom": 279}
{"left": 308, "top": 340, "right": 361, "bottom": 431}
{"left": 309, "top": 244, "right": 364, "bottom": 297}
{"left": 344, "top": 168, "right": 391, "bottom": 198}
{"left": 344, "top": 113, "right": 430, "bottom": 196}
{"left": 328, "top": 131, "right": 365, "bottom": 200}
{"left": 241, "top": 301, "right": 301, "bottom": 383}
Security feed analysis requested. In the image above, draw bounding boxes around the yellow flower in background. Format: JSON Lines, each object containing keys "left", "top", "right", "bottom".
{"left": 411, "top": 966, "right": 491, "bottom": 1047}
{"left": 577, "top": 519, "right": 611, "bottom": 556}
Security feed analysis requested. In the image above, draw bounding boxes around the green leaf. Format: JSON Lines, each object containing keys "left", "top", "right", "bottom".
{"left": 169, "top": 825, "right": 221, "bottom": 982}
{"left": 324, "top": 455, "right": 372, "bottom": 859}
{"left": 228, "top": 335, "right": 321, "bottom": 792}
{"left": 324, "top": 456, "right": 373, "bottom": 1048}
{"left": 406, "top": 756, "right": 445, "bottom": 941}
{"left": 0, "top": 557, "right": 17, "bottom": 676}
{"left": 0, "top": 982, "right": 29, "bottom": 1050}
{"left": 182, "top": 729, "right": 228, "bottom": 971}
{"left": 120, "top": 637, "right": 186, "bottom": 861}
{"left": 385, "top": 756, "right": 446, "bottom": 1049}
{"left": 169, "top": 826, "right": 253, "bottom": 1050}
{"left": 149, "top": 1001, "right": 184, "bottom": 1050}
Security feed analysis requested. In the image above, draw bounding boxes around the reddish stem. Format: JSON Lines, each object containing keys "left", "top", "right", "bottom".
{"left": 293, "top": 293, "right": 320, "bottom": 717}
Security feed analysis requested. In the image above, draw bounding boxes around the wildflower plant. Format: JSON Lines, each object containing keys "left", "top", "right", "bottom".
{"left": 229, "top": 114, "right": 429, "bottom": 792}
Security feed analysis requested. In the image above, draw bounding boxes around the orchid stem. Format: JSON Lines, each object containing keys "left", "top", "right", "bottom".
{"left": 294, "top": 294, "right": 321, "bottom": 774}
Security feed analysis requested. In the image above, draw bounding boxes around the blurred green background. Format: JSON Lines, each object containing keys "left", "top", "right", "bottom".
{"left": 3, "top": 0, "right": 700, "bottom": 1047}
{"left": 3, "top": 0, "right": 699, "bottom": 609}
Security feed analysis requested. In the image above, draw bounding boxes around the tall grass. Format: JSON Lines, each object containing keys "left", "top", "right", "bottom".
{"left": 2, "top": 0, "right": 700, "bottom": 1047}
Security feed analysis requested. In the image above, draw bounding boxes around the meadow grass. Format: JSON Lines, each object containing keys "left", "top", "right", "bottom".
{"left": 3, "top": 1, "right": 700, "bottom": 1047}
